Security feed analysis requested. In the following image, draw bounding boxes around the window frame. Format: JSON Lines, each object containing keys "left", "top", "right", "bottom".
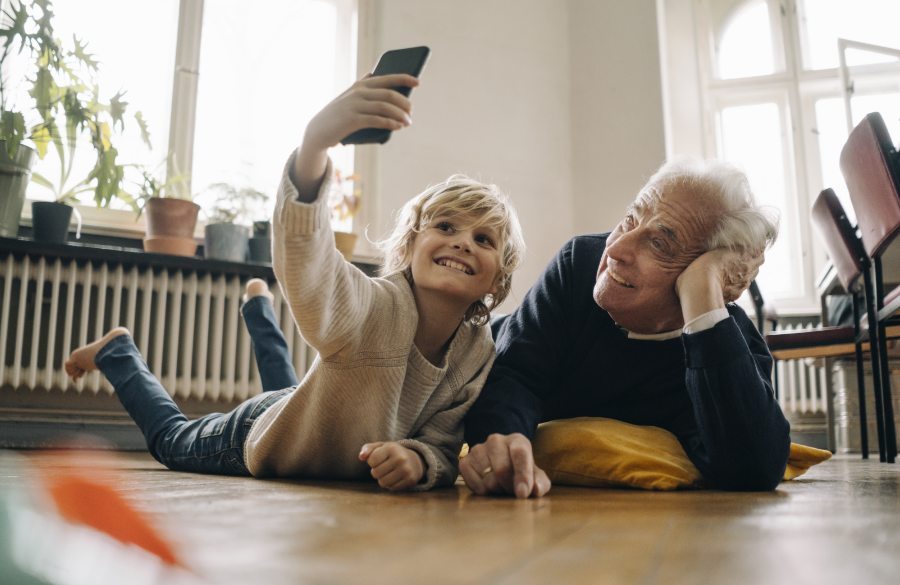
{"left": 694, "top": 0, "right": 900, "bottom": 314}
{"left": 16, "top": 0, "right": 359, "bottom": 243}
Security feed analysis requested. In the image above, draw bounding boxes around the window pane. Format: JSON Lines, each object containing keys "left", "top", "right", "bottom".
{"left": 22, "top": 2, "right": 179, "bottom": 207}
{"left": 800, "top": 0, "right": 900, "bottom": 70}
{"left": 718, "top": 1, "right": 775, "bottom": 80}
{"left": 720, "top": 103, "right": 796, "bottom": 297}
{"left": 814, "top": 94, "right": 900, "bottom": 227}
{"left": 191, "top": 0, "right": 354, "bottom": 225}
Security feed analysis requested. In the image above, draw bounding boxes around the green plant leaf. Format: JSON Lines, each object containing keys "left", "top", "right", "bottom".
{"left": 109, "top": 91, "right": 127, "bottom": 132}
{"left": 31, "top": 1, "right": 62, "bottom": 71}
{"left": 0, "top": 3, "right": 30, "bottom": 56}
{"left": 31, "top": 172, "right": 55, "bottom": 190}
{"left": 70, "top": 35, "right": 99, "bottom": 72}
{"left": 62, "top": 88, "right": 91, "bottom": 142}
{"left": 29, "top": 66, "right": 59, "bottom": 122}
{"left": 30, "top": 122, "right": 51, "bottom": 158}
{"left": 0, "top": 110, "right": 25, "bottom": 158}
{"left": 89, "top": 146, "right": 124, "bottom": 207}
{"left": 134, "top": 111, "right": 152, "bottom": 149}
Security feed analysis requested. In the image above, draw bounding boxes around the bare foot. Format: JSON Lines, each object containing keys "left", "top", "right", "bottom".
{"left": 65, "top": 328, "right": 131, "bottom": 381}
{"left": 244, "top": 278, "right": 274, "bottom": 303}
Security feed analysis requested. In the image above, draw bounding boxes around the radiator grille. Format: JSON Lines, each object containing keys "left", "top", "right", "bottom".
{"left": 774, "top": 322, "right": 828, "bottom": 415}
{"left": 0, "top": 253, "right": 311, "bottom": 403}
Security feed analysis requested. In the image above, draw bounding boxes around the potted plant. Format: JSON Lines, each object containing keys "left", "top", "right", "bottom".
{"left": 202, "top": 183, "right": 269, "bottom": 262}
{"left": 0, "top": 0, "right": 151, "bottom": 243}
{"left": 131, "top": 161, "right": 196, "bottom": 256}
{"left": 329, "top": 168, "right": 361, "bottom": 261}
{"left": 248, "top": 220, "right": 271, "bottom": 263}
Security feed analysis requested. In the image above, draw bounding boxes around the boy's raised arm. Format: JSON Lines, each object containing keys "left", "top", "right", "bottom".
{"left": 291, "top": 73, "right": 418, "bottom": 202}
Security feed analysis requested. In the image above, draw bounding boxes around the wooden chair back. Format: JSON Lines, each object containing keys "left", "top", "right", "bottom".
{"left": 811, "top": 188, "right": 867, "bottom": 294}
{"left": 839, "top": 112, "right": 900, "bottom": 259}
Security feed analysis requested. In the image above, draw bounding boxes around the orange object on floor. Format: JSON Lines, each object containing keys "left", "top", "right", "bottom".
{"left": 41, "top": 470, "right": 182, "bottom": 568}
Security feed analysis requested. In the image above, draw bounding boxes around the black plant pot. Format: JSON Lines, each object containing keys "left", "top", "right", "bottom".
{"left": 31, "top": 201, "right": 73, "bottom": 243}
{"left": 248, "top": 237, "right": 272, "bottom": 263}
{"left": 252, "top": 220, "right": 271, "bottom": 238}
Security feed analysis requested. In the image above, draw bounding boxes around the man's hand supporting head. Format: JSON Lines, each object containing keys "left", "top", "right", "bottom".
{"left": 459, "top": 433, "right": 551, "bottom": 498}
{"left": 675, "top": 247, "right": 764, "bottom": 324}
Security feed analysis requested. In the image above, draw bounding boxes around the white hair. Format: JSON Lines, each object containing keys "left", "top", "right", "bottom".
{"left": 645, "top": 156, "right": 779, "bottom": 254}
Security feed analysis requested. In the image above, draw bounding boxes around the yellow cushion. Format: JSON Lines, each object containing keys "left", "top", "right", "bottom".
{"left": 522, "top": 417, "right": 831, "bottom": 490}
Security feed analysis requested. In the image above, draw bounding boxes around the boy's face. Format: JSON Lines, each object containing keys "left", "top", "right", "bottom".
{"left": 409, "top": 212, "right": 502, "bottom": 309}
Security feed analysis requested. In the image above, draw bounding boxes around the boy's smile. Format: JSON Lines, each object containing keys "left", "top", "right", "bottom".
{"left": 410, "top": 214, "right": 501, "bottom": 309}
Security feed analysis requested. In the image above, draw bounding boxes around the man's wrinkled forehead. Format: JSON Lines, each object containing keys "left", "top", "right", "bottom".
{"left": 627, "top": 180, "right": 719, "bottom": 252}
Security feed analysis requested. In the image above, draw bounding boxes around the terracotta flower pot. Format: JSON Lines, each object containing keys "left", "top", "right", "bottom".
{"left": 143, "top": 198, "right": 200, "bottom": 257}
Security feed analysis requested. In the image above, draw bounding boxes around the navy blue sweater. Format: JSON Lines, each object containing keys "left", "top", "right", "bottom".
{"left": 464, "top": 234, "right": 791, "bottom": 491}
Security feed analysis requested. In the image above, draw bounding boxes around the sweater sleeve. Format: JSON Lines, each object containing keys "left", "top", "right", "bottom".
{"left": 399, "top": 352, "right": 496, "bottom": 491}
{"left": 463, "top": 240, "right": 579, "bottom": 446}
{"left": 272, "top": 150, "right": 377, "bottom": 358}
{"left": 678, "top": 308, "right": 791, "bottom": 491}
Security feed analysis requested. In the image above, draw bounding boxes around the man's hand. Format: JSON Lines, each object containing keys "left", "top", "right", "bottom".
{"left": 359, "top": 442, "right": 425, "bottom": 491}
{"left": 292, "top": 73, "right": 419, "bottom": 201}
{"left": 459, "top": 433, "right": 551, "bottom": 498}
{"left": 675, "top": 248, "right": 764, "bottom": 323}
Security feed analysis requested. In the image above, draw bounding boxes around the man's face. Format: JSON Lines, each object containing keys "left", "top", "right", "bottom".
{"left": 593, "top": 181, "right": 722, "bottom": 334}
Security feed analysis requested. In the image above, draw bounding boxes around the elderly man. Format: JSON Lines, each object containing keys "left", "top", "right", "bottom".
{"left": 460, "top": 156, "right": 790, "bottom": 498}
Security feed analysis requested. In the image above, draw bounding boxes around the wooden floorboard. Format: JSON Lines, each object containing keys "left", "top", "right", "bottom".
{"left": 2, "top": 450, "right": 900, "bottom": 585}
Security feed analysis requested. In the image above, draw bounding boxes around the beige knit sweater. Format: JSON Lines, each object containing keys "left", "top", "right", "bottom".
{"left": 243, "top": 152, "right": 496, "bottom": 490}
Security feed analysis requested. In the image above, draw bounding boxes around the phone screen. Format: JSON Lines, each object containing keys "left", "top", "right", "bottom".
{"left": 341, "top": 46, "right": 431, "bottom": 145}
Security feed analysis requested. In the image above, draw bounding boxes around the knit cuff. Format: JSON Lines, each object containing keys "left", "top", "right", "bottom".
{"left": 683, "top": 316, "right": 753, "bottom": 369}
{"left": 396, "top": 439, "right": 448, "bottom": 491}
{"left": 273, "top": 148, "right": 334, "bottom": 236}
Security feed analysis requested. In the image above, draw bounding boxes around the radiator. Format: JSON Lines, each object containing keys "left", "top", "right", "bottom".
{"left": 0, "top": 253, "right": 311, "bottom": 402}
{"left": 774, "top": 323, "right": 828, "bottom": 415}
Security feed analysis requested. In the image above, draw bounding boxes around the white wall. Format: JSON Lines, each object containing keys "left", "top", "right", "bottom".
{"left": 359, "top": 0, "right": 667, "bottom": 311}
{"left": 569, "top": 0, "right": 668, "bottom": 237}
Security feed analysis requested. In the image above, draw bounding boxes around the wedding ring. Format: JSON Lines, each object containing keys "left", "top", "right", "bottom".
{"left": 480, "top": 466, "right": 493, "bottom": 479}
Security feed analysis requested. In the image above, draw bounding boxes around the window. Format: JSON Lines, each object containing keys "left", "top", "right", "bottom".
{"left": 14, "top": 0, "right": 357, "bottom": 230}
{"left": 697, "top": 0, "right": 900, "bottom": 312}
{"left": 12, "top": 0, "right": 180, "bottom": 209}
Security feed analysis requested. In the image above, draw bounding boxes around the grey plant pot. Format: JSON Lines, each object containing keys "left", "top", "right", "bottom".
{"left": 0, "top": 142, "right": 37, "bottom": 238}
{"left": 204, "top": 223, "right": 249, "bottom": 262}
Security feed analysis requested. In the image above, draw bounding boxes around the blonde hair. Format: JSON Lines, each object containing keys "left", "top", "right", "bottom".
{"left": 377, "top": 175, "right": 525, "bottom": 326}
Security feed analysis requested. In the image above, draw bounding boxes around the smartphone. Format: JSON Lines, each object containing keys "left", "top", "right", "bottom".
{"left": 340, "top": 46, "right": 431, "bottom": 145}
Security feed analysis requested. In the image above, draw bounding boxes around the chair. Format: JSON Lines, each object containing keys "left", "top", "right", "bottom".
{"left": 765, "top": 189, "right": 873, "bottom": 457}
{"left": 839, "top": 112, "right": 900, "bottom": 463}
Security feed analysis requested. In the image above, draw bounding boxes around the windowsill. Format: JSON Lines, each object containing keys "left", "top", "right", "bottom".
{"left": 19, "top": 199, "right": 380, "bottom": 265}
{"left": 21, "top": 199, "right": 201, "bottom": 241}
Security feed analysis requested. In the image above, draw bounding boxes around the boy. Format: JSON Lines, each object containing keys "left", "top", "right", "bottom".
{"left": 66, "top": 73, "right": 525, "bottom": 491}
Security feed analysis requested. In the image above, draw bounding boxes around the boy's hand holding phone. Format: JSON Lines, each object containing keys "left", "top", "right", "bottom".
{"left": 359, "top": 441, "right": 426, "bottom": 491}
{"left": 292, "top": 73, "right": 418, "bottom": 201}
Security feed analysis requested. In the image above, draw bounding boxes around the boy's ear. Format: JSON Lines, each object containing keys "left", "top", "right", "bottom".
{"left": 487, "top": 273, "right": 502, "bottom": 297}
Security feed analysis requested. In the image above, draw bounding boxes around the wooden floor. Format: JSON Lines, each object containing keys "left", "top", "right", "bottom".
{"left": 3, "top": 450, "right": 900, "bottom": 585}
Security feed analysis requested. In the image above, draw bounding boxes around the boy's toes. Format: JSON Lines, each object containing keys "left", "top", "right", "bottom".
{"left": 245, "top": 278, "right": 274, "bottom": 303}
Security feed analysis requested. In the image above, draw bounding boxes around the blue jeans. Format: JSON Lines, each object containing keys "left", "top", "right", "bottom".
{"left": 97, "top": 296, "right": 299, "bottom": 476}
{"left": 241, "top": 295, "right": 299, "bottom": 391}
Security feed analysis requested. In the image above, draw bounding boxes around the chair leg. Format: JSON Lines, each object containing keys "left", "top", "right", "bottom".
{"left": 863, "top": 268, "right": 888, "bottom": 462}
{"left": 873, "top": 258, "right": 897, "bottom": 463}
{"left": 853, "top": 292, "right": 869, "bottom": 459}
